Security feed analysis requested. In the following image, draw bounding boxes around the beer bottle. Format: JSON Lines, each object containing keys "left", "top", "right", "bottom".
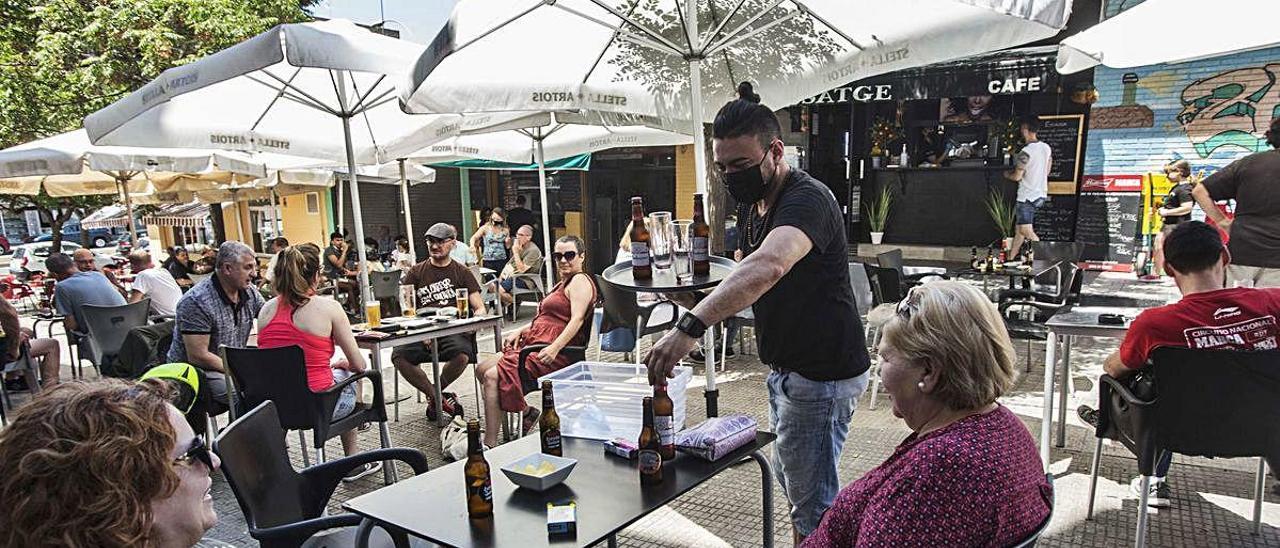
{"left": 638, "top": 397, "right": 663, "bottom": 486}
{"left": 691, "top": 193, "right": 711, "bottom": 276}
{"left": 652, "top": 384, "right": 676, "bottom": 460}
{"left": 969, "top": 247, "right": 979, "bottom": 270}
{"left": 630, "top": 197, "right": 652, "bottom": 280}
{"left": 539, "top": 380, "right": 562, "bottom": 456}
{"left": 464, "top": 419, "right": 493, "bottom": 519}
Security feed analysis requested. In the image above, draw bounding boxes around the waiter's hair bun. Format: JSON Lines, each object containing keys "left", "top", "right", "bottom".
{"left": 713, "top": 81, "right": 778, "bottom": 147}
{"left": 736, "top": 82, "right": 761, "bottom": 104}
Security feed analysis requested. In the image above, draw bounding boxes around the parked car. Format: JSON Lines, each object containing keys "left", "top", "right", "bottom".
{"left": 0, "top": 234, "right": 10, "bottom": 254}
{"left": 9, "top": 242, "right": 113, "bottom": 276}
{"left": 115, "top": 232, "right": 150, "bottom": 255}
{"left": 34, "top": 226, "right": 118, "bottom": 248}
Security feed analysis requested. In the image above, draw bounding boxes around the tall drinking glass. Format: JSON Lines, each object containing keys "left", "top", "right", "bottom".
{"left": 671, "top": 220, "right": 693, "bottom": 284}
{"left": 649, "top": 211, "right": 673, "bottom": 271}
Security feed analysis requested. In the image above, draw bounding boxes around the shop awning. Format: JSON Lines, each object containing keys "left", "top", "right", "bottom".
{"left": 427, "top": 153, "right": 591, "bottom": 172}
{"left": 80, "top": 205, "right": 131, "bottom": 229}
{"left": 142, "top": 202, "right": 211, "bottom": 228}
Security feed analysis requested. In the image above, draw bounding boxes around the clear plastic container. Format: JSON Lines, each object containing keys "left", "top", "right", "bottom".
{"left": 538, "top": 362, "right": 692, "bottom": 441}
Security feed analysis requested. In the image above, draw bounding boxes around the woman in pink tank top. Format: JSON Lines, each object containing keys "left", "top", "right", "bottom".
{"left": 256, "top": 244, "right": 380, "bottom": 481}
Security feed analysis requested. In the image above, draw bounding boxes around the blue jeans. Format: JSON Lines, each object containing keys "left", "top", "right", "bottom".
{"left": 1015, "top": 197, "right": 1045, "bottom": 225}
{"left": 767, "top": 369, "right": 869, "bottom": 535}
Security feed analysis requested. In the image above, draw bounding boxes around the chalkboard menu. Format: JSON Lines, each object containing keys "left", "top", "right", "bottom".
{"left": 1032, "top": 194, "right": 1077, "bottom": 242}
{"left": 559, "top": 175, "right": 582, "bottom": 212}
{"left": 1074, "top": 191, "right": 1141, "bottom": 266}
{"left": 1038, "top": 114, "right": 1084, "bottom": 194}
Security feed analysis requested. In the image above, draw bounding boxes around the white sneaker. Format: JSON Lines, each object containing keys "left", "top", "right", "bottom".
{"left": 1130, "top": 476, "right": 1171, "bottom": 508}
{"left": 342, "top": 461, "right": 383, "bottom": 482}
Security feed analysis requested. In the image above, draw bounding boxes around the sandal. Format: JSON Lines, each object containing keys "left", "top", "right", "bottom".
{"left": 522, "top": 407, "right": 541, "bottom": 435}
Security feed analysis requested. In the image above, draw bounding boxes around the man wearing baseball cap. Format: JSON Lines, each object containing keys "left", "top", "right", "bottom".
{"left": 391, "top": 223, "right": 485, "bottom": 419}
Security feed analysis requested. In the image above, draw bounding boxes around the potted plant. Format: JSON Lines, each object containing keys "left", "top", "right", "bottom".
{"left": 864, "top": 186, "right": 893, "bottom": 244}
{"left": 984, "top": 189, "right": 1016, "bottom": 250}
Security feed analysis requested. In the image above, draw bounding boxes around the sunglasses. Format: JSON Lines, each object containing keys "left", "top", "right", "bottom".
{"left": 551, "top": 251, "right": 579, "bottom": 262}
{"left": 492, "top": 220, "right": 504, "bottom": 226}
{"left": 895, "top": 286, "right": 922, "bottom": 320}
{"left": 174, "top": 436, "right": 214, "bottom": 470}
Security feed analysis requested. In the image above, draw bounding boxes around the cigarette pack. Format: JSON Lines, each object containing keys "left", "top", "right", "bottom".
{"left": 603, "top": 438, "right": 638, "bottom": 459}
{"left": 546, "top": 501, "right": 577, "bottom": 535}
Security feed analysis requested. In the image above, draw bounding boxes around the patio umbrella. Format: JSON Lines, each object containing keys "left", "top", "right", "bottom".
{"left": 414, "top": 112, "right": 693, "bottom": 288}
{"left": 84, "top": 19, "right": 466, "bottom": 310}
{"left": 0, "top": 129, "right": 271, "bottom": 246}
{"left": 1057, "top": 0, "right": 1279, "bottom": 74}
{"left": 401, "top": 0, "right": 1072, "bottom": 193}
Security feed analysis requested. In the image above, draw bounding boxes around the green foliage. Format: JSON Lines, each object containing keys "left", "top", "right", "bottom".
{"left": 0, "top": 0, "right": 310, "bottom": 250}
{"left": 863, "top": 185, "right": 892, "bottom": 233}
{"left": 984, "top": 189, "right": 1016, "bottom": 238}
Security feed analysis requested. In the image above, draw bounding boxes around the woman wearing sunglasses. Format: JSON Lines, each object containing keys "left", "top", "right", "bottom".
{"left": 803, "top": 281, "right": 1051, "bottom": 547}
{"left": 476, "top": 235, "right": 597, "bottom": 448}
{"left": 470, "top": 207, "right": 512, "bottom": 275}
{"left": 0, "top": 379, "right": 222, "bottom": 547}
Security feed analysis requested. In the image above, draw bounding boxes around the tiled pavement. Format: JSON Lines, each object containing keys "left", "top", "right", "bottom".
{"left": 13, "top": 310, "right": 1280, "bottom": 547}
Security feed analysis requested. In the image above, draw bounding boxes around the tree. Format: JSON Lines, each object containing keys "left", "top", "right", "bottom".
{"left": 0, "top": 0, "right": 310, "bottom": 252}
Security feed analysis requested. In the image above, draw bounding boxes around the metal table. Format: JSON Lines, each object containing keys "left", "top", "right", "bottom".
{"left": 600, "top": 256, "right": 736, "bottom": 417}
{"left": 357, "top": 315, "right": 503, "bottom": 423}
{"left": 955, "top": 259, "right": 1060, "bottom": 293}
{"left": 346, "top": 432, "right": 777, "bottom": 548}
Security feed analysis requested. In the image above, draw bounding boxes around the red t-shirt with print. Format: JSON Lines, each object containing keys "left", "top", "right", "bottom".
{"left": 1119, "top": 287, "right": 1280, "bottom": 369}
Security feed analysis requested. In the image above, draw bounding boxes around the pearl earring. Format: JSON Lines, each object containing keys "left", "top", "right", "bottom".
{"left": 917, "top": 381, "right": 926, "bottom": 390}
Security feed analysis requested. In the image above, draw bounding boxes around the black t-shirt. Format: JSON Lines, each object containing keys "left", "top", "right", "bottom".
{"left": 1202, "top": 149, "right": 1280, "bottom": 268}
{"left": 739, "top": 168, "right": 870, "bottom": 381}
{"left": 1161, "top": 182, "right": 1194, "bottom": 225}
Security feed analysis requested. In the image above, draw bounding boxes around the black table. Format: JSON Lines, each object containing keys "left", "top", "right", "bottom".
{"left": 955, "top": 259, "right": 1061, "bottom": 293}
{"left": 601, "top": 256, "right": 736, "bottom": 417}
{"left": 346, "top": 432, "right": 777, "bottom": 548}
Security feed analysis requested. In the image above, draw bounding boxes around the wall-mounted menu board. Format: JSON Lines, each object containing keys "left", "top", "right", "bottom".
{"left": 1075, "top": 191, "right": 1141, "bottom": 270}
{"left": 1038, "top": 114, "right": 1084, "bottom": 195}
{"left": 1032, "top": 194, "right": 1077, "bottom": 242}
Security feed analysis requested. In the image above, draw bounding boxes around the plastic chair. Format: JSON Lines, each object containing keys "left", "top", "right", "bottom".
{"left": 997, "top": 261, "right": 1079, "bottom": 371}
{"left": 1084, "top": 347, "right": 1280, "bottom": 547}
{"left": 81, "top": 299, "right": 151, "bottom": 376}
{"left": 595, "top": 274, "right": 677, "bottom": 362}
{"left": 509, "top": 268, "right": 547, "bottom": 321}
{"left": 369, "top": 269, "right": 403, "bottom": 317}
{"left": 222, "top": 345, "right": 396, "bottom": 474}
{"left": 875, "top": 248, "right": 949, "bottom": 287}
{"left": 0, "top": 342, "right": 42, "bottom": 421}
{"left": 468, "top": 265, "right": 502, "bottom": 319}
{"left": 213, "top": 401, "right": 428, "bottom": 548}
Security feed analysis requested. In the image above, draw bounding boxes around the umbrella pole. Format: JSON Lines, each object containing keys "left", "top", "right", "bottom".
{"left": 119, "top": 176, "right": 138, "bottom": 249}
{"left": 533, "top": 129, "right": 554, "bottom": 290}
{"left": 398, "top": 159, "right": 418, "bottom": 265}
{"left": 685, "top": 5, "right": 717, "bottom": 417}
{"left": 336, "top": 72, "right": 374, "bottom": 314}
{"left": 269, "top": 182, "right": 281, "bottom": 241}
{"left": 337, "top": 174, "right": 345, "bottom": 231}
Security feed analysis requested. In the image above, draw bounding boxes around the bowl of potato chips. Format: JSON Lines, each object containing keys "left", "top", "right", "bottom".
{"left": 500, "top": 453, "right": 577, "bottom": 491}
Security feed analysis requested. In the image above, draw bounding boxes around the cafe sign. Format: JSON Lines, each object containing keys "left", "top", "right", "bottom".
{"left": 801, "top": 55, "right": 1057, "bottom": 104}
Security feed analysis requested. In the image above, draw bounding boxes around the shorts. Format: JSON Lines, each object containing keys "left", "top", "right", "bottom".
{"left": 499, "top": 277, "right": 532, "bottom": 293}
{"left": 331, "top": 369, "right": 357, "bottom": 420}
{"left": 1015, "top": 198, "right": 1045, "bottom": 226}
{"left": 391, "top": 334, "right": 477, "bottom": 365}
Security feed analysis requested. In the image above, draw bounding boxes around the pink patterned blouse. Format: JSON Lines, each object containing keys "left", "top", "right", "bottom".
{"left": 803, "top": 405, "right": 1051, "bottom": 547}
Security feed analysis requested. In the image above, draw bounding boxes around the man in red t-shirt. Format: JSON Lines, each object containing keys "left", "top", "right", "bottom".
{"left": 1080, "top": 221, "right": 1280, "bottom": 507}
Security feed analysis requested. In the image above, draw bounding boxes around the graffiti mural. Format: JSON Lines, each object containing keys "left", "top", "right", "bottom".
{"left": 1177, "top": 64, "right": 1280, "bottom": 158}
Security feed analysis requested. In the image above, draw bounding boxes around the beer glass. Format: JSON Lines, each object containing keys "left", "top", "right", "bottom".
{"left": 671, "top": 220, "right": 693, "bottom": 283}
{"left": 399, "top": 284, "right": 416, "bottom": 317}
{"left": 649, "top": 211, "right": 673, "bottom": 271}
{"left": 456, "top": 288, "right": 470, "bottom": 318}
{"left": 365, "top": 300, "right": 382, "bottom": 327}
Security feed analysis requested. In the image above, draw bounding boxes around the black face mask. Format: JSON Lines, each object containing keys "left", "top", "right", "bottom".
{"left": 724, "top": 147, "right": 776, "bottom": 204}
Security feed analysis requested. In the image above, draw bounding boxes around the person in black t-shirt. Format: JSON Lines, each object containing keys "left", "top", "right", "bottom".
{"left": 1153, "top": 160, "right": 1196, "bottom": 275}
{"left": 644, "top": 82, "right": 871, "bottom": 544}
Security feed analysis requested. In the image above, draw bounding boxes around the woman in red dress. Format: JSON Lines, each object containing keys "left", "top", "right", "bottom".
{"left": 476, "top": 235, "right": 596, "bottom": 447}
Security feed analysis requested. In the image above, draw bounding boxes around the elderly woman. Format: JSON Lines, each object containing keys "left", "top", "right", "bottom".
{"left": 0, "top": 380, "right": 222, "bottom": 547}
{"left": 803, "top": 281, "right": 1050, "bottom": 547}
{"left": 476, "top": 235, "right": 596, "bottom": 448}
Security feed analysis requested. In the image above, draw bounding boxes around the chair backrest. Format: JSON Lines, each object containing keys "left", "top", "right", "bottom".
{"left": 369, "top": 269, "right": 402, "bottom": 299}
{"left": 595, "top": 274, "right": 640, "bottom": 333}
{"left": 1031, "top": 241, "right": 1084, "bottom": 264}
{"left": 212, "top": 401, "right": 315, "bottom": 532}
{"left": 875, "top": 249, "right": 905, "bottom": 274}
{"left": 848, "top": 262, "right": 874, "bottom": 316}
{"left": 222, "top": 345, "right": 318, "bottom": 431}
{"left": 81, "top": 299, "right": 152, "bottom": 361}
{"left": 863, "top": 263, "right": 905, "bottom": 306}
{"left": 1148, "top": 347, "right": 1280, "bottom": 460}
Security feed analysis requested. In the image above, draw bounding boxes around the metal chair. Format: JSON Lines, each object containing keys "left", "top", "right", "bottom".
{"left": 1085, "top": 347, "right": 1280, "bottom": 547}
{"left": 222, "top": 345, "right": 396, "bottom": 478}
{"left": 468, "top": 265, "right": 502, "bottom": 319}
{"left": 0, "top": 342, "right": 43, "bottom": 422}
{"left": 594, "top": 274, "right": 677, "bottom": 362}
{"left": 213, "top": 401, "right": 428, "bottom": 548}
{"left": 81, "top": 299, "right": 152, "bottom": 377}
{"left": 509, "top": 268, "right": 547, "bottom": 321}
{"left": 997, "top": 261, "right": 1079, "bottom": 371}
{"left": 862, "top": 263, "right": 909, "bottom": 410}
{"left": 369, "top": 269, "right": 403, "bottom": 317}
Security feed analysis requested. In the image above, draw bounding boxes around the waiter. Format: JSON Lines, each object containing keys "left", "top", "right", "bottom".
{"left": 644, "top": 82, "right": 871, "bottom": 544}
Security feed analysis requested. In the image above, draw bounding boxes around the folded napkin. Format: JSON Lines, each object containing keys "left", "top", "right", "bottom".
{"left": 675, "top": 414, "right": 758, "bottom": 462}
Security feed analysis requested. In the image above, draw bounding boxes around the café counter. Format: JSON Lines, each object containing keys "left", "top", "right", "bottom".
{"left": 866, "top": 164, "right": 1018, "bottom": 247}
